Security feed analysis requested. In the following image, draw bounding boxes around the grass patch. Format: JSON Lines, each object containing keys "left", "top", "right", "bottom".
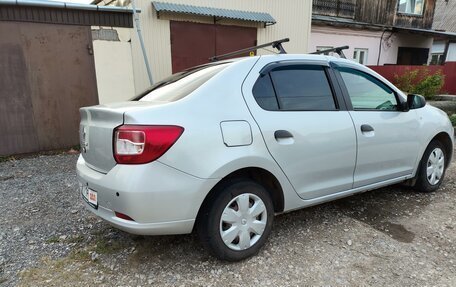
{"left": 0, "top": 156, "right": 15, "bottom": 163}
{"left": 19, "top": 232, "right": 128, "bottom": 286}
{"left": 46, "top": 235, "right": 85, "bottom": 245}
{"left": 19, "top": 254, "right": 94, "bottom": 287}
{"left": 46, "top": 236, "right": 60, "bottom": 244}
{"left": 94, "top": 238, "right": 125, "bottom": 255}
{"left": 67, "top": 235, "right": 85, "bottom": 244}
{"left": 68, "top": 249, "right": 91, "bottom": 262}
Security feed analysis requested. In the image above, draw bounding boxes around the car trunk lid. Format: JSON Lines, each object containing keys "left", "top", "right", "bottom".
{"left": 79, "top": 103, "right": 143, "bottom": 173}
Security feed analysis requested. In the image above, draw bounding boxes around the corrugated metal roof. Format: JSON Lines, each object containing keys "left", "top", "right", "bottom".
{"left": 0, "top": 0, "right": 139, "bottom": 14}
{"left": 152, "top": 1, "right": 276, "bottom": 25}
{"left": 433, "top": 0, "right": 456, "bottom": 33}
{"left": 313, "top": 14, "right": 456, "bottom": 39}
{"left": 0, "top": 0, "right": 135, "bottom": 27}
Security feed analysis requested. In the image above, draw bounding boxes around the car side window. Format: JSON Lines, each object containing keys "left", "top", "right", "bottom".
{"left": 270, "top": 66, "right": 336, "bottom": 111}
{"left": 338, "top": 68, "right": 398, "bottom": 111}
{"left": 252, "top": 74, "right": 279, "bottom": 110}
{"left": 252, "top": 65, "right": 337, "bottom": 111}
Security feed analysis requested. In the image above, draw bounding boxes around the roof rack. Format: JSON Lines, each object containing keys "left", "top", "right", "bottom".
{"left": 310, "top": 45, "right": 349, "bottom": 58}
{"left": 209, "top": 38, "right": 289, "bottom": 62}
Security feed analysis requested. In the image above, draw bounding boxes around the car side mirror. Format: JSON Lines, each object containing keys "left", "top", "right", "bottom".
{"left": 399, "top": 100, "right": 410, "bottom": 112}
{"left": 407, "top": 94, "right": 426, "bottom": 110}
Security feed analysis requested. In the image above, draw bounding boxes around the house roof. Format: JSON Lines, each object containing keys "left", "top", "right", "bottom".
{"left": 432, "top": 0, "right": 456, "bottom": 33}
{"left": 152, "top": 1, "right": 276, "bottom": 25}
{"left": 1, "top": 0, "right": 136, "bottom": 13}
{"left": 0, "top": 0, "right": 137, "bottom": 27}
{"left": 312, "top": 14, "right": 456, "bottom": 39}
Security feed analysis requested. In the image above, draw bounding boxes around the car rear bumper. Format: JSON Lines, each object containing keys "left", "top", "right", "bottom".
{"left": 76, "top": 155, "right": 218, "bottom": 235}
{"left": 81, "top": 201, "right": 195, "bottom": 235}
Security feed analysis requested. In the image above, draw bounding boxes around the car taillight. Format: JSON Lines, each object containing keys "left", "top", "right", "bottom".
{"left": 113, "top": 125, "right": 184, "bottom": 164}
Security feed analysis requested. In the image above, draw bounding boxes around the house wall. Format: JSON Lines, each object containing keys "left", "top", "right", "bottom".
{"left": 92, "top": 27, "right": 136, "bottom": 104}
{"left": 130, "top": 0, "right": 313, "bottom": 94}
{"left": 310, "top": 26, "right": 382, "bottom": 65}
{"left": 381, "top": 32, "right": 434, "bottom": 64}
{"left": 312, "top": 0, "right": 437, "bottom": 29}
{"left": 355, "top": 0, "right": 436, "bottom": 29}
{"left": 309, "top": 26, "right": 433, "bottom": 65}
{"left": 446, "top": 43, "right": 456, "bottom": 61}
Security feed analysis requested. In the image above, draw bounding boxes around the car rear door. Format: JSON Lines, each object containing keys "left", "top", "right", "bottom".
{"left": 333, "top": 63, "right": 420, "bottom": 188}
{"left": 242, "top": 59, "right": 357, "bottom": 200}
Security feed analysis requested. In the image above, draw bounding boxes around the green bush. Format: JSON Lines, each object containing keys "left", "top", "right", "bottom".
{"left": 450, "top": 114, "right": 456, "bottom": 126}
{"left": 393, "top": 68, "right": 444, "bottom": 100}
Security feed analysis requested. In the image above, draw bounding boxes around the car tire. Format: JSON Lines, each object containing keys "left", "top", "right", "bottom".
{"left": 413, "top": 140, "right": 447, "bottom": 193}
{"left": 197, "top": 179, "right": 274, "bottom": 261}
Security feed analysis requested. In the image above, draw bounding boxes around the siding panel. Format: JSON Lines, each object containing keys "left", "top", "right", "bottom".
{"left": 130, "top": 0, "right": 312, "bottom": 93}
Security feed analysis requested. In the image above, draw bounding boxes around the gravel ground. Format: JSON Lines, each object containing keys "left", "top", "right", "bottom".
{"left": 1, "top": 148, "right": 455, "bottom": 286}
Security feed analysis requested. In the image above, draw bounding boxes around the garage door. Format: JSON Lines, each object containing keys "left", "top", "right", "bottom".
{"left": 0, "top": 22, "right": 99, "bottom": 156}
{"left": 170, "top": 21, "right": 257, "bottom": 73}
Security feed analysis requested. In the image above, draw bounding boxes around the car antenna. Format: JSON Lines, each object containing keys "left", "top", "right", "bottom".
{"left": 209, "top": 38, "right": 290, "bottom": 62}
{"left": 310, "top": 46, "right": 349, "bottom": 58}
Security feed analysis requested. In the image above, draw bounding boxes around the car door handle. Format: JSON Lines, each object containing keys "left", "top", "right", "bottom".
{"left": 274, "top": 130, "right": 293, "bottom": 139}
{"left": 360, "top": 124, "right": 374, "bottom": 132}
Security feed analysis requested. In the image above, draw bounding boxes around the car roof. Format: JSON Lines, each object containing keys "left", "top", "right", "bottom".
{"left": 222, "top": 53, "right": 363, "bottom": 69}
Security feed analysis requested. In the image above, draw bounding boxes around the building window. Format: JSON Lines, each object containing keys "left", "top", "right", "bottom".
{"left": 353, "top": 48, "right": 368, "bottom": 65}
{"left": 398, "top": 0, "right": 424, "bottom": 15}
{"left": 430, "top": 53, "right": 444, "bottom": 65}
{"left": 316, "top": 46, "right": 334, "bottom": 56}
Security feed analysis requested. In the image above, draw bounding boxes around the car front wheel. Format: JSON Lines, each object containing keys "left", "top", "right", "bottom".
{"left": 197, "top": 179, "right": 274, "bottom": 261}
{"left": 413, "top": 140, "right": 447, "bottom": 192}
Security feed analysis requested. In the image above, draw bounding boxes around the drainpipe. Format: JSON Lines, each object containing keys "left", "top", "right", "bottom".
{"left": 131, "top": 0, "right": 153, "bottom": 85}
{"left": 442, "top": 40, "right": 450, "bottom": 64}
{"left": 377, "top": 29, "right": 387, "bottom": 65}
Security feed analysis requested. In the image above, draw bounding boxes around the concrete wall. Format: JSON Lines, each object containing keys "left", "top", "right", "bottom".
{"left": 309, "top": 25, "right": 433, "bottom": 65}
{"left": 92, "top": 27, "right": 136, "bottom": 104}
{"left": 130, "top": 0, "right": 313, "bottom": 94}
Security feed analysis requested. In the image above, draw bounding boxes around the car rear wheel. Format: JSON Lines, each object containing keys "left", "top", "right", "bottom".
{"left": 413, "top": 140, "right": 447, "bottom": 192}
{"left": 197, "top": 179, "right": 274, "bottom": 261}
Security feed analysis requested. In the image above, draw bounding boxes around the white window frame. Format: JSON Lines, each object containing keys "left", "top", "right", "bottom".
{"left": 430, "top": 53, "right": 444, "bottom": 65}
{"left": 353, "top": 48, "right": 368, "bottom": 65}
{"left": 397, "top": 0, "right": 424, "bottom": 16}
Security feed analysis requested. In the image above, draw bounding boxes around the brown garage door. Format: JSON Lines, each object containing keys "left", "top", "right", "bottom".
{"left": 170, "top": 21, "right": 257, "bottom": 73}
{"left": 0, "top": 21, "right": 99, "bottom": 156}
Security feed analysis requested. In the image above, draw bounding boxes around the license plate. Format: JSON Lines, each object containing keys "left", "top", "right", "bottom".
{"left": 80, "top": 184, "right": 98, "bottom": 209}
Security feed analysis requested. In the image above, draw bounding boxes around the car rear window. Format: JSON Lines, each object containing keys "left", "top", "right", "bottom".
{"left": 137, "top": 63, "right": 230, "bottom": 102}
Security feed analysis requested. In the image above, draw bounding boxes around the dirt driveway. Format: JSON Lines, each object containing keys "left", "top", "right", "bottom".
{"left": 1, "top": 148, "right": 455, "bottom": 286}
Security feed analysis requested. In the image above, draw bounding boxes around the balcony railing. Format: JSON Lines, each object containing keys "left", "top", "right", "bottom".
{"left": 312, "top": 0, "right": 356, "bottom": 19}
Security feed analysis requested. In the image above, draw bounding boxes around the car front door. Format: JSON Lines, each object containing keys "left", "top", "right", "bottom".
{"left": 333, "top": 64, "right": 420, "bottom": 188}
{"left": 242, "top": 60, "right": 357, "bottom": 200}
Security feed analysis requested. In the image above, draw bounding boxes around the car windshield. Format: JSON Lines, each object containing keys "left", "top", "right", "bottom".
{"left": 135, "top": 63, "right": 231, "bottom": 102}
